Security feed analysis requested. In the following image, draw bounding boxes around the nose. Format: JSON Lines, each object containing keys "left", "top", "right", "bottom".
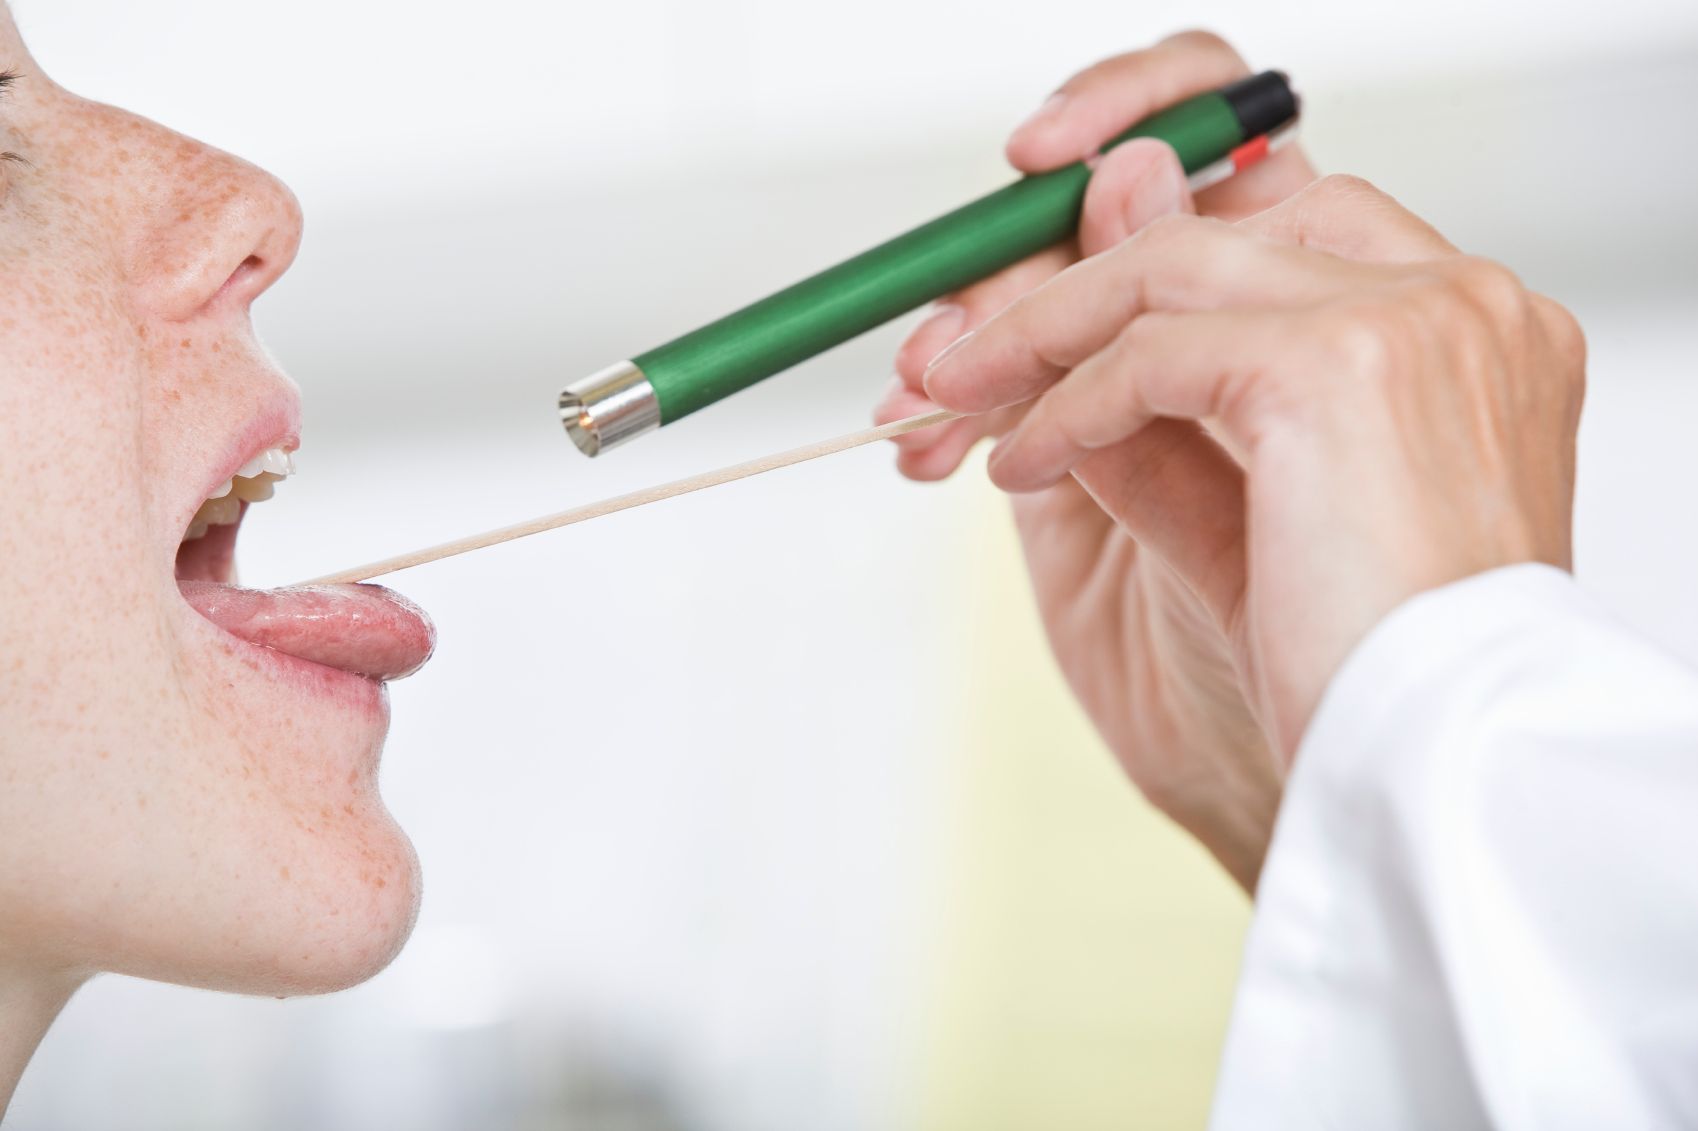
{"left": 124, "top": 127, "right": 304, "bottom": 323}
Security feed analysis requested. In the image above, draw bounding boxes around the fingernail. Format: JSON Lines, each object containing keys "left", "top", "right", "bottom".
{"left": 1140, "top": 141, "right": 1191, "bottom": 220}
{"left": 922, "top": 330, "right": 974, "bottom": 390}
{"left": 1116, "top": 140, "right": 1185, "bottom": 226}
{"left": 1163, "top": 148, "right": 1190, "bottom": 212}
{"left": 1012, "top": 92, "right": 1067, "bottom": 136}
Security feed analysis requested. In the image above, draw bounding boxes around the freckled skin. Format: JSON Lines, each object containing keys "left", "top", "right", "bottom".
{"left": 0, "top": 4, "right": 424, "bottom": 1094}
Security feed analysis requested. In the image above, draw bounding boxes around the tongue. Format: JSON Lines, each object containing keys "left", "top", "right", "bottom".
{"left": 179, "top": 581, "right": 436, "bottom": 680}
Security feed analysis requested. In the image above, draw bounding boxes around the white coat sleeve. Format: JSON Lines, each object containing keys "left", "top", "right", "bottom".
{"left": 1210, "top": 563, "right": 1698, "bottom": 1131}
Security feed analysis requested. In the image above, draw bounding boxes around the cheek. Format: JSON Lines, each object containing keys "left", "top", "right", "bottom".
{"left": 0, "top": 248, "right": 185, "bottom": 951}
{"left": 0, "top": 242, "right": 156, "bottom": 617}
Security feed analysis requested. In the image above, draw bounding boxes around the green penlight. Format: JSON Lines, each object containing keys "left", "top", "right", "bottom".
{"left": 560, "top": 71, "right": 1297, "bottom": 455}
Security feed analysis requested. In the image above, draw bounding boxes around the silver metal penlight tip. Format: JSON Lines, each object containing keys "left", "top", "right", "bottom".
{"left": 559, "top": 360, "right": 661, "bottom": 457}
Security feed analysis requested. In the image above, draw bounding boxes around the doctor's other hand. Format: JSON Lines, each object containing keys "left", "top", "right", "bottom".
{"left": 875, "top": 29, "right": 1317, "bottom": 481}
{"left": 924, "top": 175, "right": 1587, "bottom": 764}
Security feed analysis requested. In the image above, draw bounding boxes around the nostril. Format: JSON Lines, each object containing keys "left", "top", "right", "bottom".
{"left": 213, "top": 254, "right": 265, "bottom": 305}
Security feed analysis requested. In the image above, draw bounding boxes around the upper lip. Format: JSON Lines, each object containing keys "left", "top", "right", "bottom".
{"left": 174, "top": 393, "right": 302, "bottom": 544}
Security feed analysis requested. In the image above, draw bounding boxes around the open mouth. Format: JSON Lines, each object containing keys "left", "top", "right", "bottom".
{"left": 175, "top": 447, "right": 291, "bottom": 584}
{"left": 174, "top": 441, "right": 435, "bottom": 682}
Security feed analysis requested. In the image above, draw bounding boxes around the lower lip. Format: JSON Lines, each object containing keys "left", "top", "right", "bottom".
{"left": 178, "top": 581, "right": 437, "bottom": 688}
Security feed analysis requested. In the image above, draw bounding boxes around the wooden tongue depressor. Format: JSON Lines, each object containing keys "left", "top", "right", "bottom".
{"left": 299, "top": 409, "right": 959, "bottom": 586}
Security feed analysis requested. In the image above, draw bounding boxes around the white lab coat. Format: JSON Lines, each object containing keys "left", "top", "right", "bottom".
{"left": 1210, "top": 564, "right": 1698, "bottom": 1129}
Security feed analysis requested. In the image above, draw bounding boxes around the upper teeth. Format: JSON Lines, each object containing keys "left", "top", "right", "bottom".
{"left": 182, "top": 446, "right": 295, "bottom": 542}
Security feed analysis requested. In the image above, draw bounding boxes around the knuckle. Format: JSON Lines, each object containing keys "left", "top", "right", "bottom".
{"left": 1063, "top": 47, "right": 1155, "bottom": 95}
{"left": 1318, "top": 303, "right": 1400, "bottom": 382}
{"left": 1303, "top": 172, "right": 1391, "bottom": 212}
{"left": 1135, "top": 211, "right": 1199, "bottom": 244}
{"left": 1121, "top": 214, "right": 1243, "bottom": 307}
{"left": 1540, "top": 296, "right": 1588, "bottom": 369}
{"left": 1263, "top": 175, "right": 1459, "bottom": 260}
{"left": 1211, "top": 351, "right": 1315, "bottom": 447}
{"left": 1388, "top": 266, "right": 1491, "bottom": 348}
{"left": 1160, "top": 28, "right": 1245, "bottom": 66}
{"left": 1533, "top": 294, "right": 1589, "bottom": 404}
{"left": 1219, "top": 363, "right": 1289, "bottom": 433}
{"left": 1130, "top": 211, "right": 1224, "bottom": 258}
{"left": 1414, "top": 271, "right": 1507, "bottom": 377}
{"left": 1446, "top": 255, "right": 1528, "bottom": 323}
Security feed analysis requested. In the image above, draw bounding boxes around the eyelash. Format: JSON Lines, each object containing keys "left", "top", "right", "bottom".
{"left": 0, "top": 69, "right": 23, "bottom": 168}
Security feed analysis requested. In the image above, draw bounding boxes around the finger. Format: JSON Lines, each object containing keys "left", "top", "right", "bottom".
{"left": 873, "top": 379, "right": 966, "bottom": 467}
{"left": 894, "top": 245, "right": 1076, "bottom": 391}
{"left": 1239, "top": 173, "right": 1457, "bottom": 263}
{"left": 896, "top": 404, "right": 1030, "bottom": 480}
{"left": 924, "top": 215, "right": 1356, "bottom": 414}
{"left": 874, "top": 374, "right": 1023, "bottom": 478}
{"left": 1193, "top": 143, "right": 1318, "bottom": 221}
{"left": 884, "top": 246, "right": 1075, "bottom": 480}
{"left": 1070, "top": 418, "right": 1249, "bottom": 631}
{"left": 1077, "top": 137, "right": 1196, "bottom": 258}
{"left": 896, "top": 417, "right": 995, "bottom": 482}
{"left": 986, "top": 306, "right": 1328, "bottom": 492}
{"left": 873, "top": 376, "right": 944, "bottom": 431}
{"left": 1007, "top": 30, "right": 1251, "bottom": 173}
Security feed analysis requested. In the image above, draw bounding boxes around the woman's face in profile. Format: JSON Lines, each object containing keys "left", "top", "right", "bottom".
{"left": 0, "top": 8, "right": 434, "bottom": 995}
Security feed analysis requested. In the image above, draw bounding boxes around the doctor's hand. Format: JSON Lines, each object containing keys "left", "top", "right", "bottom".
{"left": 877, "top": 32, "right": 1315, "bottom": 891}
{"left": 924, "top": 175, "right": 1587, "bottom": 765}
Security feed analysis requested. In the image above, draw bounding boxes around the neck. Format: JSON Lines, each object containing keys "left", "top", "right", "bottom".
{"left": 0, "top": 964, "right": 81, "bottom": 1116}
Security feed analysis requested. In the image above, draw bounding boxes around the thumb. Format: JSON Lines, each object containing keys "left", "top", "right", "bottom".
{"left": 1079, "top": 137, "right": 1196, "bottom": 258}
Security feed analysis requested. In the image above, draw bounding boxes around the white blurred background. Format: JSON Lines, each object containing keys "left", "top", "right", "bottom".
{"left": 7, "top": 1, "right": 1697, "bottom": 1128}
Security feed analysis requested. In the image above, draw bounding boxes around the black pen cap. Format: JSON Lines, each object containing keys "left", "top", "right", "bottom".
{"left": 1222, "top": 71, "right": 1299, "bottom": 138}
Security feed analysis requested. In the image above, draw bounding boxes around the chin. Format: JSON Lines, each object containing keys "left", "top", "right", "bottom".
{"left": 181, "top": 799, "right": 425, "bottom": 999}
{"left": 276, "top": 802, "right": 423, "bottom": 997}
{"left": 94, "top": 680, "right": 430, "bottom": 999}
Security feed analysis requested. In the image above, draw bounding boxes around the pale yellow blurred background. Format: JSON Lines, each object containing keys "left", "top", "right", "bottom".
{"left": 8, "top": 1, "right": 1698, "bottom": 1128}
{"left": 916, "top": 497, "right": 1249, "bottom": 1129}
